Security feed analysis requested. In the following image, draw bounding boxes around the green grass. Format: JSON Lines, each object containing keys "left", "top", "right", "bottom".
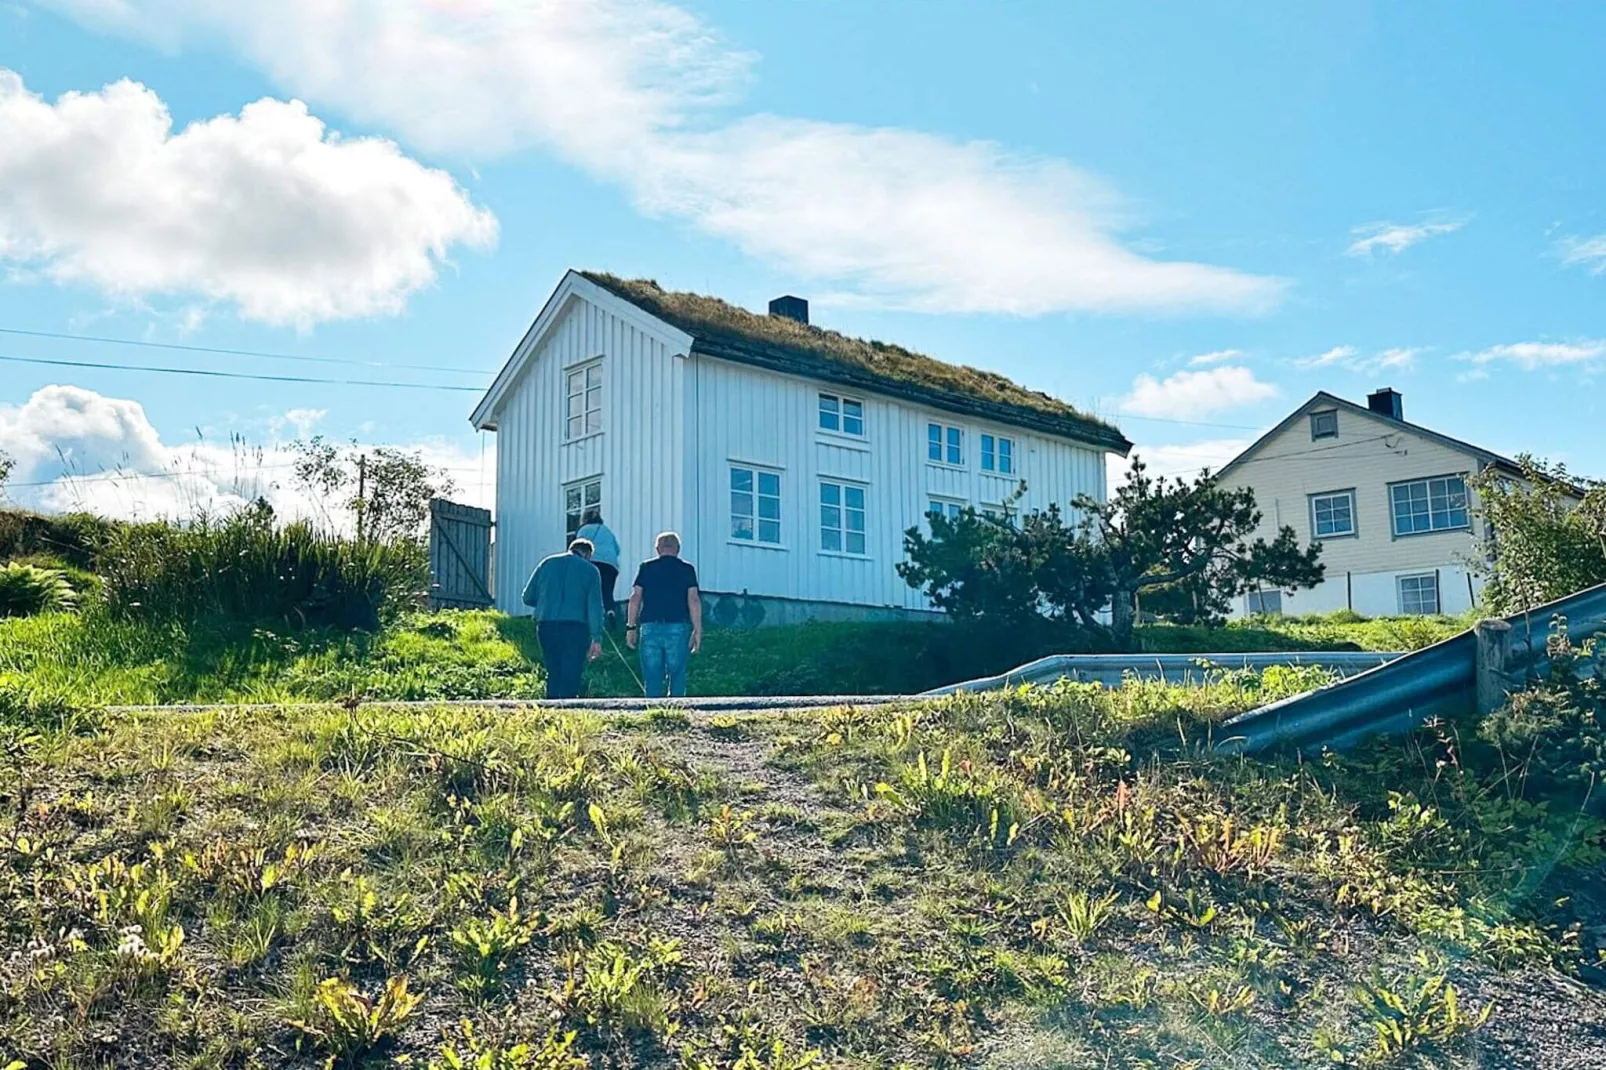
{"left": 3, "top": 674, "right": 1601, "bottom": 1067}
{"left": 0, "top": 607, "right": 1471, "bottom": 706}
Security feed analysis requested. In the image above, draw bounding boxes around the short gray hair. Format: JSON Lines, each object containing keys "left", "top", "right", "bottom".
{"left": 655, "top": 531, "right": 681, "bottom": 553}
{"left": 568, "top": 537, "right": 595, "bottom": 557}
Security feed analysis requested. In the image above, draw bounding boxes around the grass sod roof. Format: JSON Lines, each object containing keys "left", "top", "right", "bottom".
{"left": 580, "top": 272, "right": 1131, "bottom": 455}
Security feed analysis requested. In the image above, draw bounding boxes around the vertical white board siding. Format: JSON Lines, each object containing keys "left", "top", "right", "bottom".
{"left": 487, "top": 295, "right": 684, "bottom": 612}
{"left": 686, "top": 355, "right": 1111, "bottom": 611}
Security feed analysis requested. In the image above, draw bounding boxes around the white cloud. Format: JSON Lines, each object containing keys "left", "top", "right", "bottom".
{"left": 1188, "top": 349, "right": 1242, "bottom": 367}
{"left": 1346, "top": 218, "right": 1465, "bottom": 257}
{"left": 1459, "top": 340, "right": 1606, "bottom": 370}
{"left": 1294, "top": 344, "right": 1421, "bottom": 374}
{"left": 39, "top": 0, "right": 1281, "bottom": 317}
{"left": 1559, "top": 234, "right": 1606, "bottom": 275}
{"left": 0, "top": 68, "right": 497, "bottom": 326}
{"left": 281, "top": 408, "right": 327, "bottom": 438}
{"left": 1119, "top": 366, "right": 1279, "bottom": 420}
{"left": 1108, "top": 437, "right": 1254, "bottom": 489}
{"left": 0, "top": 384, "right": 493, "bottom": 522}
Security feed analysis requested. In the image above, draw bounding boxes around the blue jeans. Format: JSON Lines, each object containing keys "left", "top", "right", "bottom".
{"left": 639, "top": 622, "right": 691, "bottom": 698}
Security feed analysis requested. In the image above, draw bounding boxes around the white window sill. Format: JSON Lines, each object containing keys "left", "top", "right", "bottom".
{"left": 816, "top": 429, "right": 870, "bottom": 447}
{"left": 925, "top": 460, "right": 967, "bottom": 472}
{"left": 563, "top": 430, "right": 605, "bottom": 446}
{"left": 979, "top": 468, "right": 1017, "bottom": 478}
{"left": 727, "top": 538, "right": 788, "bottom": 552}
{"left": 1390, "top": 525, "right": 1471, "bottom": 540}
{"left": 817, "top": 549, "right": 872, "bottom": 561}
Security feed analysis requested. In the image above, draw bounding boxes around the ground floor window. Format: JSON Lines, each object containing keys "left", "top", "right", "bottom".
{"left": 1397, "top": 572, "right": 1440, "bottom": 615}
{"left": 1246, "top": 589, "right": 1283, "bottom": 615}
{"left": 819, "top": 480, "right": 867, "bottom": 554}
{"left": 731, "top": 465, "right": 782, "bottom": 544}
{"left": 927, "top": 498, "right": 964, "bottom": 524}
{"left": 564, "top": 478, "right": 602, "bottom": 542}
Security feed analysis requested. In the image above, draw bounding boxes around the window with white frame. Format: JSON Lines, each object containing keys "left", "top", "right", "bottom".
{"left": 927, "top": 498, "right": 964, "bottom": 524}
{"left": 1310, "top": 490, "right": 1356, "bottom": 538}
{"left": 819, "top": 480, "right": 867, "bottom": 555}
{"left": 980, "top": 433, "right": 1015, "bottom": 474}
{"left": 1246, "top": 589, "right": 1283, "bottom": 615}
{"left": 927, "top": 422, "right": 963, "bottom": 465}
{"left": 818, "top": 393, "right": 865, "bottom": 436}
{"left": 564, "top": 478, "right": 602, "bottom": 542}
{"left": 1397, "top": 573, "right": 1440, "bottom": 615}
{"left": 1390, "top": 475, "right": 1469, "bottom": 536}
{"left": 565, "top": 363, "right": 602, "bottom": 439}
{"left": 730, "top": 465, "right": 782, "bottom": 544}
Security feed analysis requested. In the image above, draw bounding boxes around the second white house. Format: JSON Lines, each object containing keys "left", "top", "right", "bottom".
{"left": 471, "top": 270, "right": 1132, "bottom": 624}
{"left": 1215, "top": 387, "right": 1527, "bottom": 618}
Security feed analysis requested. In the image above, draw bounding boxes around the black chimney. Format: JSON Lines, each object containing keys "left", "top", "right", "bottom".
{"left": 1367, "top": 388, "right": 1403, "bottom": 421}
{"left": 768, "top": 295, "right": 808, "bottom": 325}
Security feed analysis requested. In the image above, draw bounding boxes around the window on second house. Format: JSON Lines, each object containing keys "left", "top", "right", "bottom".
{"left": 818, "top": 393, "right": 865, "bottom": 436}
{"left": 565, "top": 363, "right": 602, "bottom": 439}
{"left": 730, "top": 466, "right": 781, "bottom": 544}
{"left": 1390, "top": 476, "right": 1470, "bottom": 536}
{"left": 980, "top": 434, "right": 1015, "bottom": 474}
{"left": 1310, "top": 490, "right": 1356, "bottom": 538}
{"left": 1398, "top": 573, "right": 1440, "bottom": 615}
{"left": 1310, "top": 410, "right": 1338, "bottom": 440}
{"left": 927, "top": 423, "right": 963, "bottom": 465}
{"left": 819, "top": 480, "right": 867, "bottom": 555}
{"left": 1246, "top": 589, "right": 1283, "bottom": 616}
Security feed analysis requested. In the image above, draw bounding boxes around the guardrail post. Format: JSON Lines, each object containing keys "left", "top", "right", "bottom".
{"left": 1475, "top": 618, "right": 1514, "bottom": 716}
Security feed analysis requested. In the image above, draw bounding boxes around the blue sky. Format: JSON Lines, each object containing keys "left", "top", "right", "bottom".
{"left": 1, "top": 0, "right": 1603, "bottom": 518}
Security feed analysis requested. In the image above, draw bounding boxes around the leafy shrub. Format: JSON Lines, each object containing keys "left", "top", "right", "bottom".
{"left": 291, "top": 975, "right": 422, "bottom": 1066}
{"left": 0, "top": 563, "right": 78, "bottom": 617}
{"left": 1479, "top": 624, "right": 1606, "bottom": 796}
{"left": 98, "top": 507, "right": 427, "bottom": 630}
{"left": 0, "top": 508, "right": 113, "bottom": 571}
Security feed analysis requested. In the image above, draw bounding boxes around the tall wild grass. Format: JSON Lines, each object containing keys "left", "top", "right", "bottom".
{"left": 97, "top": 507, "right": 427, "bottom": 630}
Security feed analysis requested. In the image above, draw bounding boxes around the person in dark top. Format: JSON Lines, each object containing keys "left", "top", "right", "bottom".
{"left": 625, "top": 531, "right": 703, "bottom": 698}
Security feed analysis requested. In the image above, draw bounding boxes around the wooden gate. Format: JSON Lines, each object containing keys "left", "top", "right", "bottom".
{"left": 427, "top": 499, "right": 494, "bottom": 611}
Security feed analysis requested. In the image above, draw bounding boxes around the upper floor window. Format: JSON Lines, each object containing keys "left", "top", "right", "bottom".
{"left": 980, "top": 434, "right": 1014, "bottom": 474}
{"left": 1390, "top": 476, "right": 1469, "bottom": 536}
{"left": 927, "top": 422, "right": 963, "bottom": 466}
{"left": 819, "top": 480, "right": 867, "bottom": 555}
{"left": 566, "top": 363, "right": 602, "bottom": 439}
{"left": 1310, "top": 490, "right": 1356, "bottom": 538}
{"left": 818, "top": 393, "right": 865, "bottom": 436}
{"left": 730, "top": 466, "right": 782, "bottom": 545}
{"left": 1310, "top": 410, "right": 1338, "bottom": 440}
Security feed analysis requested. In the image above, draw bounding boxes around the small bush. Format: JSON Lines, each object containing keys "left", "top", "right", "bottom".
{"left": 0, "top": 563, "right": 78, "bottom": 617}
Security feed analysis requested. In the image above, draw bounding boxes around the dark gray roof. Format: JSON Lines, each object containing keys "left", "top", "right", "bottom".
{"left": 1216, "top": 391, "right": 1529, "bottom": 482}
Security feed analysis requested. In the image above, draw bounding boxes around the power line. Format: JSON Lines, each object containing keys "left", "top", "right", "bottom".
{"left": 8, "top": 459, "right": 491, "bottom": 490}
{"left": 0, "top": 325, "right": 486, "bottom": 376}
{"left": 1108, "top": 412, "right": 1265, "bottom": 431}
{"left": 0, "top": 352, "right": 481, "bottom": 393}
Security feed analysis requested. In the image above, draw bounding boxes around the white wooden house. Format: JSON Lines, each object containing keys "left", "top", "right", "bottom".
{"left": 470, "top": 270, "right": 1131, "bottom": 625}
{"left": 1215, "top": 388, "right": 1530, "bottom": 618}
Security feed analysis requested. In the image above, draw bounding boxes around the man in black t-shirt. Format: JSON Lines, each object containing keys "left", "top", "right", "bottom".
{"left": 625, "top": 531, "right": 703, "bottom": 698}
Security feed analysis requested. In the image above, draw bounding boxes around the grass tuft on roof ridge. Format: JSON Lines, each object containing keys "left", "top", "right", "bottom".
{"left": 580, "top": 271, "right": 1128, "bottom": 451}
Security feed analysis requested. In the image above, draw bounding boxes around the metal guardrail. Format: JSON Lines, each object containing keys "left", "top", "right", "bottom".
{"left": 1215, "top": 581, "right": 1606, "bottom": 755}
{"left": 921, "top": 651, "right": 1402, "bottom": 696}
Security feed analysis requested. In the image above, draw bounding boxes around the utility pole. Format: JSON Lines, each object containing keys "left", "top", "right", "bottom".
{"left": 356, "top": 453, "right": 367, "bottom": 544}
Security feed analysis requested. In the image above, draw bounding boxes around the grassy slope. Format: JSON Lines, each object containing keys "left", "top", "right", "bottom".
{"left": 3, "top": 678, "right": 1602, "bottom": 1068}
{"left": 0, "top": 609, "right": 1468, "bottom": 706}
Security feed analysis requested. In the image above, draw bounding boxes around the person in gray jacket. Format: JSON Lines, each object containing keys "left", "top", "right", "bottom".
{"left": 521, "top": 538, "right": 605, "bottom": 699}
